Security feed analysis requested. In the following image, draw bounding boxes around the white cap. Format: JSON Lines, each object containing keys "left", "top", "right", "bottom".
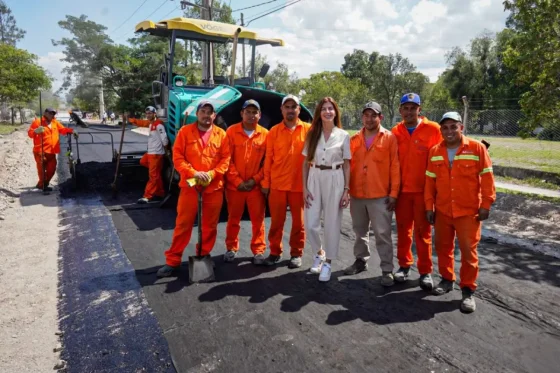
{"left": 439, "top": 111, "right": 463, "bottom": 124}
{"left": 281, "top": 94, "right": 300, "bottom": 106}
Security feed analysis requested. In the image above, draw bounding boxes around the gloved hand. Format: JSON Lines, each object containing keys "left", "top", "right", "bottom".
{"left": 73, "top": 132, "right": 79, "bottom": 139}
{"left": 34, "top": 126, "right": 45, "bottom": 134}
{"left": 187, "top": 177, "right": 211, "bottom": 187}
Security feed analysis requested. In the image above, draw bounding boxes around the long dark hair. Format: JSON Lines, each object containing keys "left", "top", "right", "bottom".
{"left": 305, "top": 97, "right": 342, "bottom": 163}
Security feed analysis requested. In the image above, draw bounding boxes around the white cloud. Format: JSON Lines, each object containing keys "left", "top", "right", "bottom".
{"left": 38, "top": 52, "right": 68, "bottom": 93}
{"left": 251, "top": 0, "right": 508, "bottom": 83}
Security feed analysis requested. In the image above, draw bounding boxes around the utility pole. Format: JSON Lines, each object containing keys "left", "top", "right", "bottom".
{"left": 241, "top": 13, "right": 245, "bottom": 77}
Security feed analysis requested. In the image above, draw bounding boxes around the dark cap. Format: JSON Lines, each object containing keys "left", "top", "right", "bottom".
{"left": 242, "top": 99, "right": 261, "bottom": 110}
{"left": 362, "top": 101, "right": 382, "bottom": 114}
{"left": 197, "top": 100, "right": 215, "bottom": 112}
{"left": 44, "top": 108, "right": 57, "bottom": 114}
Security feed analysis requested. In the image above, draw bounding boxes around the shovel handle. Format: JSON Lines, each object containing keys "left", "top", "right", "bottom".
{"left": 197, "top": 188, "right": 203, "bottom": 257}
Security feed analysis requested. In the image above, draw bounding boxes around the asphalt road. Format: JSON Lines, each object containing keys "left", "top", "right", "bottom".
{"left": 56, "top": 122, "right": 560, "bottom": 373}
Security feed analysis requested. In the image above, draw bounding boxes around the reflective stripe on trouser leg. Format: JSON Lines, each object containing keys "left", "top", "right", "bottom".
{"left": 367, "top": 198, "right": 394, "bottom": 273}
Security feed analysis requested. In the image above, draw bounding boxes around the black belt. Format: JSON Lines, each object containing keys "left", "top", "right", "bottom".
{"left": 313, "top": 164, "right": 341, "bottom": 170}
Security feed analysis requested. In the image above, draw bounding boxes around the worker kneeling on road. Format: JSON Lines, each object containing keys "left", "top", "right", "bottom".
{"left": 424, "top": 112, "right": 496, "bottom": 313}
{"left": 224, "top": 100, "right": 268, "bottom": 265}
{"left": 128, "top": 106, "right": 169, "bottom": 204}
{"left": 28, "top": 108, "right": 77, "bottom": 191}
{"left": 261, "top": 95, "right": 311, "bottom": 268}
{"left": 157, "top": 101, "right": 230, "bottom": 278}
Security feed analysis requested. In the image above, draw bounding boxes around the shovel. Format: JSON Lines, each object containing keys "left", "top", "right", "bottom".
{"left": 159, "top": 166, "right": 175, "bottom": 208}
{"left": 40, "top": 131, "right": 49, "bottom": 195}
{"left": 188, "top": 179, "right": 215, "bottom": 284}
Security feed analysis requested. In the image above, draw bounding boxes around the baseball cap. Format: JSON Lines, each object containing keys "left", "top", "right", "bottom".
{"left": 439, "top": 111, "right": 463, "bottom": 124}
{"left": 197, "top": 100, "right": 215, "bottom": 112}
{"left": 44, "top": 108, "right": 57, "bottom": 114}
{"left": 362, "top": 101, "right": 382, "bottom": 114}
{"left": 242, "top": 99, "right": 261, "bottom": 110}
{"left": 281, "top": 94, "right": 300, "bottom": 106}
{"left": 400, "top": 93, "right": 421, "bottom": 106}
{"left": 145, "top": 106, "right": 156, "bottom": 113}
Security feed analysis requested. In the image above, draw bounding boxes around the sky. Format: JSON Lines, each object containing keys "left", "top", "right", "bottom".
{"left": 7, "top": 0, "right": 510, "bottom": 93}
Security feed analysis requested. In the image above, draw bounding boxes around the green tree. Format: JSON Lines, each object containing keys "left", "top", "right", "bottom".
{"left": 503, "top": 0, "right": 560, "bottom": 133}
{"left": 341, "top": 50, "right": 428, "bottom": 124}
{"left": 0, "top": 1, "right": 25, "bottom": 46}
{"left": 0, "top": 44, "right": 51, "bottom": 106}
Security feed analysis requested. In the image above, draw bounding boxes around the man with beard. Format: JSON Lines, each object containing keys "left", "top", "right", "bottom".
{"left": 261, "top": 95, "right": 311, "bottom": 268}
{"left": 425, "top": 112, "right": 495, "bottom": 312}
{"left": 345, "top": 102, "right": 400, "bottom": 287}
{"left": 157, "top": 101, "right": 231, "bottom": 277}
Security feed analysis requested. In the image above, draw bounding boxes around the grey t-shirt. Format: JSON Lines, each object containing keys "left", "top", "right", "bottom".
{"left": 447, "top": 147, "right": 459, "bottom": 168}
{"left": 244, "top": 129, "right": 255, "bottom": 137}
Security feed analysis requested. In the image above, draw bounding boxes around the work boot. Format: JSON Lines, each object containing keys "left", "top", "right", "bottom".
{"left": 137, "top": 197, "right": 149, "bottom": 204}
{"left": 288, "top": 256, "right": 302, "bottom": 269}
{"left": 156, "top": 264, "right": 179, "bottom": 278}
{"left": 264, "top": 254, "right": 281, "bottom": 266}
{"left": 433, "top": 278, "right": 454, "bottom": 295}
{"left": 393, "top": 267, "right": 410, "bottom": 283}
{"left": 381, "top": 272, "right": 395, "bottom": 287}
{"left": 419, "top": 274, "right": 434, "bottom": 291}
{"left": 253, "top": 253, "right": 265, "bottom": 266}
{"left": 461, "top": 288, "right": 476, "bottom": 313}
{"left": 343, "top": 259, "right": 368, "bottom": 275}
{"left": 224, "top": 250, "right": 237, "bottom": 262}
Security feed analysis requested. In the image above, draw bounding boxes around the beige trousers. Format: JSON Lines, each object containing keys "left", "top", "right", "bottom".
{"left": 350, "top": 197, "right": 394, "bottom": 273}
{"left": 304, "top": 167, "right": 345, "bottom": 260}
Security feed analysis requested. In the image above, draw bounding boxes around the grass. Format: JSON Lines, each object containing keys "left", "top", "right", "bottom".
{"left": 345, "top": 130, "right": 560, "bottom": 175}
{"left": 496, "top": 187, "right": 560, "bottom": 204}
{"left": 0, "top": 122, "right": 21, "bottom": 135}
{"left": 495, "top": 175, "right": 560, "bottom": 191}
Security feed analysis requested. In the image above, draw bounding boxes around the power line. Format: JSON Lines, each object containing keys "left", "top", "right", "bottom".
{"left": 111, "top": 0, "right": 150, "bottom": 34}
{"left": 113, "top": 0, "right": 173, "bottom": 42}
{"left": 232, "top": 0, "right": 278, "bottom": 12}
{"left": 144, "top": 0, "right": 171, "bottom": 20}
{"left": 245, "top": 0, "right": 303, "bottom": 26}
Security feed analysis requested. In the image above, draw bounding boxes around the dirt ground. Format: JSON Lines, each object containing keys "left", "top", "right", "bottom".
{"left": 0, "top": 125, "right": 62, "bottom": 372}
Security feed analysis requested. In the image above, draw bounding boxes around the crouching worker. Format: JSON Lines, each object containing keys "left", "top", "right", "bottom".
{"left": 28, "top": 108, "right": 77, "bottom": 191}
{"left": 224, "top": 100, "right": 269, "bottom": 265}
{"left": 157, "top": 101, "right": 231, "bottom": 278}
{"left": 425, "top": 112, "right": 496, "bottom": 313}
{"left": 128, "top": 106, "right": 169, "bottom": 204}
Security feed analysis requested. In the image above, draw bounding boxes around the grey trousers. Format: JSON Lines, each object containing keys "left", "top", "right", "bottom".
{"left": 350, "top": 197, "right": 394, "bottom": 273}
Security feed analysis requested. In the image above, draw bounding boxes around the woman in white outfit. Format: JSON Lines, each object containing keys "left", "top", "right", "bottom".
{"left": 302, "top": 97, "right": 351, "bottom": 282}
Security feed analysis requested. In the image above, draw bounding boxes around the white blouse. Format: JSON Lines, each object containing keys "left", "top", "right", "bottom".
{"left": 302, "top": 127, "right": 351, "bottom": 166}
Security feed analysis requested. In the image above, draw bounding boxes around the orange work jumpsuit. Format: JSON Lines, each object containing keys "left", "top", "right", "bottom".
{"left": 164, "top": 123, "right": 231, "bottom": 267}
{"left": 129, "top": 118, "right": 169, "bottom": 199}
{"left": 225, "top": 122, "right": 268, "bottom": 255}
{"left": 424, "top": 136, "right": 496, "bottom": 291}
{"left": 261, "top": 120, "right": 311, "bottom": 257}
{"left": 391, "top": 117, "right": 442, "bottom": 274}
{"left": 27, "top": 117, "right": 74, "bottom": 189}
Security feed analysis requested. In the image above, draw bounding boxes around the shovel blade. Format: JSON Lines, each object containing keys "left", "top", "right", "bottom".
{"left": 188, "top": 255, "right": 215, "bottom": 284}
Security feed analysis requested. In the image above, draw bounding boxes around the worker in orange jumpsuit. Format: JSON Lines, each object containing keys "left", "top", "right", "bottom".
{"left": 261, "top": 94, "right": 311, "bottom": 268}
{"left": 224, "top": 100, "right": 268, "bottom": 265}
{"left": 128, "top": 106, "right": 169, "bottom": 204}
{"left": 28, "top": 108, "right": 76, "bottom": 191}
{"left": 425, "top": 112, "right": 496, "bottom": 313}
{"left": 391, "top": 93, "right": 443, "bottom": 291}
{"left": 157, "top": 101, "right": 230, "bottom": 278}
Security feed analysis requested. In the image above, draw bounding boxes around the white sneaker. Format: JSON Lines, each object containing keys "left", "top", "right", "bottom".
{"left": 319, "top": 262, "right": 332, "bottom": 282}
{"left": 310, "top": 254, "right": 325, "bottom": 274}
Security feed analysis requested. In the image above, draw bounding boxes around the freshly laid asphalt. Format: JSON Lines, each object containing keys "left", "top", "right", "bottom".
{"left": 55, "top": 123, "right": 560, "bottom": 373}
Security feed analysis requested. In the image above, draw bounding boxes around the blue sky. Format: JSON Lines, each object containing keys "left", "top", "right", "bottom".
{"left": 7, "top": 0, "right": 510, "bottom": 93}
